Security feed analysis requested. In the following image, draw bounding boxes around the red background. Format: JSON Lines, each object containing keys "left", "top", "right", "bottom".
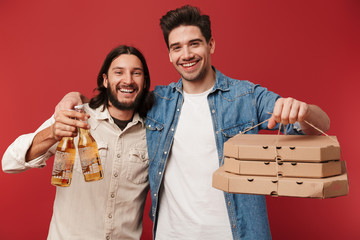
{"left": 0, "top": 0, "right": 359, "bottom": 239}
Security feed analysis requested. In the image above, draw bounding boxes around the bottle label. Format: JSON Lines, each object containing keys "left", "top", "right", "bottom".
{"left": 78, "top": 147, "right": 101, "bottom": 174}
{"left": 52, "top": 151, "right": 74, "bottom": 178}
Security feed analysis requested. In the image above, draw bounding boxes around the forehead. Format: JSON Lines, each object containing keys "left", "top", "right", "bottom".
{"left": 168, "top": 25, "right": 205, "bottom": 45}
{"left": 110, "top": 54, "right": 143, "bottom": 69}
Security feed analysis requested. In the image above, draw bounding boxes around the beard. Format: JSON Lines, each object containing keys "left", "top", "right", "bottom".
{"left": 107, "top": 82, "right": 144, "bottom": 111}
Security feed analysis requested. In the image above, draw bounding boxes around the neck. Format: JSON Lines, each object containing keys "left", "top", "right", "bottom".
{"left": 107, "top": 105, "right": 134, "bottom": 121}
{"left": 182, "top": 67, "right": 216, "bottom": 94}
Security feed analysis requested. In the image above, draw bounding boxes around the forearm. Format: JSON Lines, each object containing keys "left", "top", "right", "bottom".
{"left": 300, "top": 104, "right": 330, "bottom": 135}
{"left": 25, "top": 126, "right": 57, "bottom": 162}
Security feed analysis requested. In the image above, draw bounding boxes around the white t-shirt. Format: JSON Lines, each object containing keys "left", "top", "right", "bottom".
{"left": 156, "top": 88, "right": 233, "bottom": 240}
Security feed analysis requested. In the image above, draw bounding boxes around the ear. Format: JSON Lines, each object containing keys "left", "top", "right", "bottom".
{"left": 209, "top": 37, "right": 215, "bottom": 54}
{"left": 103, "top": 73, "right": 108, "bottom": 88}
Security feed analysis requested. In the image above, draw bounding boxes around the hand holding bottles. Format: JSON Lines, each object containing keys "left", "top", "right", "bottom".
{"left": 51, "top": 110, "right": 90, "bottom": 141}
{"left": 51, "top": 107, "right": 99, "bottom": 187}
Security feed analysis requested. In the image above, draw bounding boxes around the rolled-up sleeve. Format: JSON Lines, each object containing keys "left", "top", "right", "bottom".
{"left": 2, "top": 116, "right": 57, "bottom": 173}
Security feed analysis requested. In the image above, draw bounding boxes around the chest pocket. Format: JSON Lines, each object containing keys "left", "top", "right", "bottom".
{"left": 145, "top": 117, "right": 164, "bottom": 161}
{"left": 221, "top": 121, "right": 255, "bottom": 142}
{"left": 73, "top": 140, "right": 108, "bottom": 175}
{"left": 126, "top": 148, "right": 149, "bottom": 184}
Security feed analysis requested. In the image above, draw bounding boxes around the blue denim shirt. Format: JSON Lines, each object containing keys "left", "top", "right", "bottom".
{"left": 145, "top": 68, "right": 301, "bottom": 240}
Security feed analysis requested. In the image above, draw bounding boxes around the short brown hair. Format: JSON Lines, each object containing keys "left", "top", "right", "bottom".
{"left": 160, "top": 5, "right": 212, "bottom": 49}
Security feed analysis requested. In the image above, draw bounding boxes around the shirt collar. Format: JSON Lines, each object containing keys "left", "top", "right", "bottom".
{"left": 91, "top": 105, "right": 144, "bottom": 129}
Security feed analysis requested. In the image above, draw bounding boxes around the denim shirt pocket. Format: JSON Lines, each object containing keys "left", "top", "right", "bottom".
{"left": 126, "top": 148, "right": 149, "bottom": 184}
{"left": 221, "top": 121, "right": 255, "bottom": 141}
{"left": 145, "top": 117, "right": 165, "bottom": 162}
{"left": 73, "top": 140, "right": 108, "bottom": 174}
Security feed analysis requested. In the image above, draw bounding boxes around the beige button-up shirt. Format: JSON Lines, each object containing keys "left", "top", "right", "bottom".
{"left": 2, "top": 104, "right": 149, "bottom": 240}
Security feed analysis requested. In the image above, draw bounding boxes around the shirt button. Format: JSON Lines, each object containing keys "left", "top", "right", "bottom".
{"left": 106, "top": 236, "right": 110, "bottom": 240}
{"left": 117, "top": 154, "right": 120, "bottom": 158}
{"left": 108, "top": 214, "right": 112, "bottom": 219}
{"left": 114, "top": 173, "right": 118, "bottom": 177}
{"left": 111, "top": 193, "right": 115, "bottom": 198}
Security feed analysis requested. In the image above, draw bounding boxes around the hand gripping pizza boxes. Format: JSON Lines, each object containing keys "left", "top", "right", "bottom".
{"left": 212, "top": 134, "right": 349, "bottom": 198}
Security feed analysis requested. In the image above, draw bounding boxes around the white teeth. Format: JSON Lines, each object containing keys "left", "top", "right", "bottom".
{"left": 119, "top": 89, "right": 135, "bottom": 93}
{"left": 182, "top": 62, "right": 196, "bottom": 67}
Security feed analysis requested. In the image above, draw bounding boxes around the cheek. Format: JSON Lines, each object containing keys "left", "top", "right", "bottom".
{"left": 169, "top": 53, "right": 180, "bottom": 63}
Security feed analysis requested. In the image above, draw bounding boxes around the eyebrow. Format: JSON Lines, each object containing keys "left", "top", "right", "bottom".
{"left": 169, "top": 38, "right": 203, "bottom": 49}
{"left": 111, "top": 67, "right": 143, "bottom": 71}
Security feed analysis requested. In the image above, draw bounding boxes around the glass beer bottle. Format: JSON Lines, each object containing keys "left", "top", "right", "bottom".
{"left": 51, "top": 136, "right": 76, "bottom": 187}
{"left": 75, "top": 105, "right": 104, "bottom": 182}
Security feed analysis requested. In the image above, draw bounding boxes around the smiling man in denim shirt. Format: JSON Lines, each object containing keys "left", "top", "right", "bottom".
{"left": 145, "top": 5, "right": 330, "bottom": 240}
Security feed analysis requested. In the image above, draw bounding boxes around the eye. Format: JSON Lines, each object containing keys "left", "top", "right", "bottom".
{"left": 133, "top": 71, "right": 142, "bottom": 76}
{"left": 171, "top": 46, "right": 181, "bottom": 52}
{"left": 190, "top": 42, "right": 200, "bottom": 47}
{"left": 115, "top": 71, "right": 123, "bottom": 75}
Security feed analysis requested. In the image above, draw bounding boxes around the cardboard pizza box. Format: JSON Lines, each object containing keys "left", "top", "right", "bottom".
{"left": 213, "top": 162, "right": 348, "bottom": 199}
{"left": 223, "top": 157, "right": 342, "bottom": 178}
{"left": 224, "top": 134, "right": 340, "bottom": 162}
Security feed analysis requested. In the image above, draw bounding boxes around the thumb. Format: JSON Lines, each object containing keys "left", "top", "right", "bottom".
{"left": 267, "top": 116, "right": 277, "bottom": 129}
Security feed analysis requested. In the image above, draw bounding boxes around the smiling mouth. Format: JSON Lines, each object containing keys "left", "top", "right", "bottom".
{"left": 182, "top": 62, "right": 197, "bottom": 67}
{"left": 117, "top": 85, "right": 137, "bottom": 94}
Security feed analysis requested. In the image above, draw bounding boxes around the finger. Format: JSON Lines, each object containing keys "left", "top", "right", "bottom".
{"left": 288, "top": 100, "right": 300, "bottom": 124}
{"left": 56, "top": 111, "right": 90, "bottom": 129}
{"left": 54, "top": 122, "right": 77, "bottom": 133}
{"left": 267, "top": 116, "right": 277, "bottom": 129}
{"left": 56, "top": 130, "right": 78, "bottom": 139}
{"left": 280, "top": 98, "right": 295, "bottom": 125}
{"left": 52, "top": 123, "right": 78, "bottom": 141}
{"left": 297, "top": 102, "right": 309, "bottom": 122}
{"left": 272, "top": 98, "right": 284, "bottom": 123}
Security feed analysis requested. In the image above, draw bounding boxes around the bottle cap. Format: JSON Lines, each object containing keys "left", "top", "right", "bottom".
{"left": 74, "top": 105, "right": 84, "bottom": 110}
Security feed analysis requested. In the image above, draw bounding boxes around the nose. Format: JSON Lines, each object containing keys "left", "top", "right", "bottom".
{"left": 182, "top": 46, "right": 194, "bottom": 60}
{"left": 122, "top": 71, "right": 134, "bottom": 85}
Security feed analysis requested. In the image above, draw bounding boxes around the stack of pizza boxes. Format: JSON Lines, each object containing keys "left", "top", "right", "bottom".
{"left": 212, "top": 134, "right": 349, "bottom": 198}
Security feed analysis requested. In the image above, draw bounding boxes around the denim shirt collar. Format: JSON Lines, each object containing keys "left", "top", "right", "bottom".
{"left": 170, "top": 66, "right": 230, "bottom": 94}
